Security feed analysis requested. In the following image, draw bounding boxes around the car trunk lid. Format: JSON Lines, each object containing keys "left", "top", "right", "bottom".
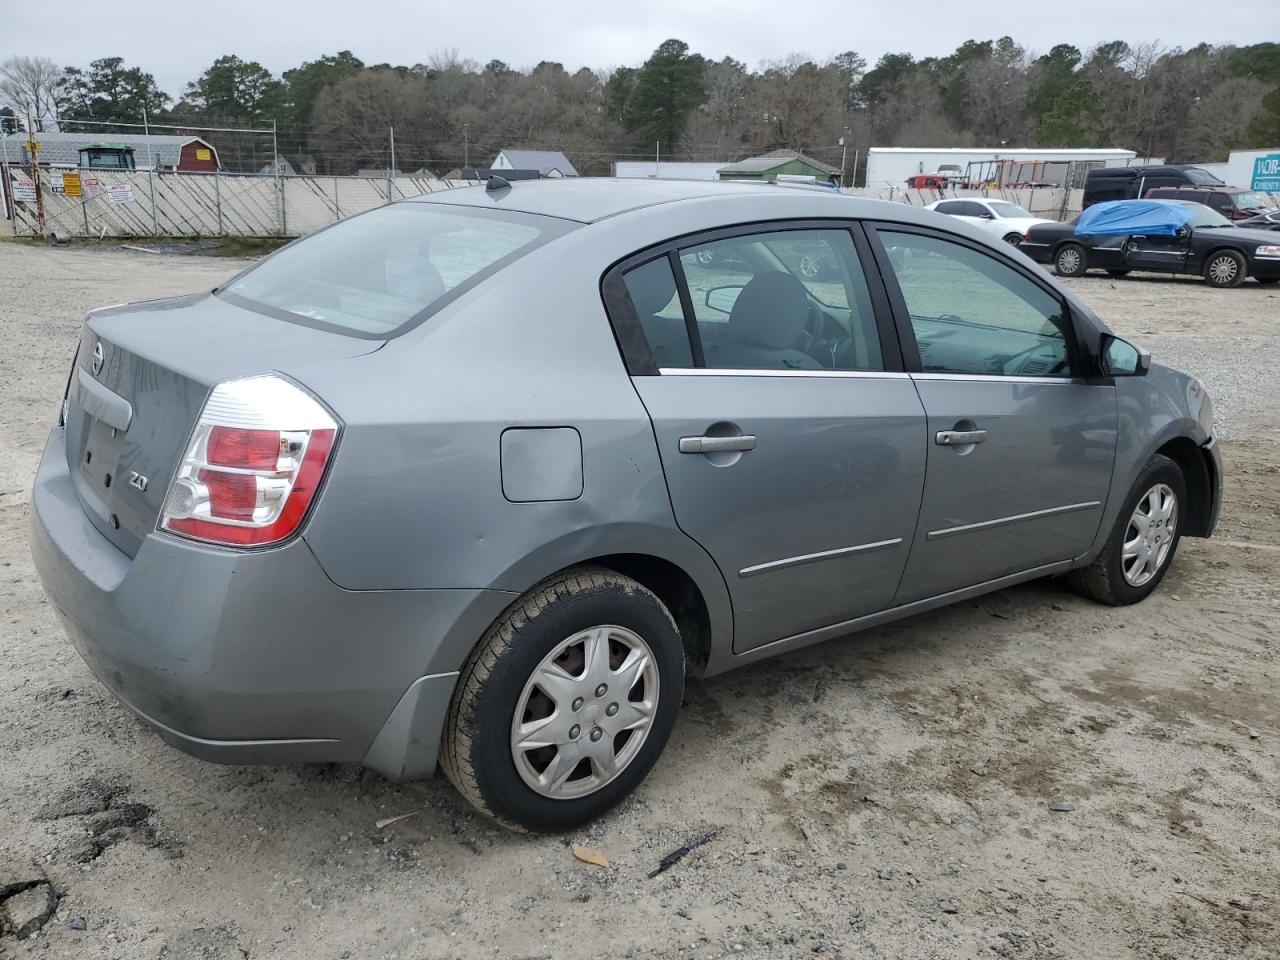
{"left": 65, "top": 292, "right": 380, "bottom": 558}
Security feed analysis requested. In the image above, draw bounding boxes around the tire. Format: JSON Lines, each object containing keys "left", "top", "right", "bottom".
{"left": 1067, "top": 454, "right": 1185, "bottom": 606}
{"left": 1106, "top": 269, "right": 1131, "bottom": 277}
{"left": 441, "top": 567, "right": 684, "bottom": 831}
{"left": 1202, "top": 249, "right": 1246, "bottom": 288}
{"left": 1054, "top": 243, "right": 1088, "bottom": 277}
{"left": 1002, "top": 232, "right": 1022, "bottom": 247}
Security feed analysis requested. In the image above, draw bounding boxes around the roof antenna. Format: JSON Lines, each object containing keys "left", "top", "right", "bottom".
{"left": 486, "top": 175, "right": 512, "bottom": 193}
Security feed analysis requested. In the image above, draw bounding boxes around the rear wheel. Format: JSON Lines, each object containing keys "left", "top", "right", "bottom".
{"left": 1054, "top": 243, "right": 1088, "bottom": 277}
{"left": 441, "top": 567, "right": 684, "bottom": 831}
{"left": 1106, "top": 268, "right": 1131, "bottom": 278}
{"left": 1067, "top": 454, "right": 1184, "bottom": 605}
{"left": 1203, "top": 249, "right": 1246, "bottom": 288}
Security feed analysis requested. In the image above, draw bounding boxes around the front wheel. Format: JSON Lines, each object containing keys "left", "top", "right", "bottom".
{"left": 441, "top": 567, "right": 684, "bottom": 831}
{"left": 1203, "top": 249, "right": 1246, "bottom": 288}
{"left": 1054, "top": 243, "right": 1088, "bottom": 277}
{"left": 1067, "top": 454, "right": 1185, "bottom": 605}
{"left": 1002, "top": 232, "right": 1022, "bottom": 246}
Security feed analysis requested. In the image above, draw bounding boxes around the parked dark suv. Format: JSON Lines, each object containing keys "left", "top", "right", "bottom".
{"left": 1144, "top": 186, "right": 1274, "bottom": 221}
{"left": 1083, "top": 165, "right": 1224, "bottom": 208}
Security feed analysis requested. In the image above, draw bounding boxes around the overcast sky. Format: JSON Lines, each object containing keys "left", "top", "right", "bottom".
{"left": 7, "top": 0, "right": 1279, "bottom": 95}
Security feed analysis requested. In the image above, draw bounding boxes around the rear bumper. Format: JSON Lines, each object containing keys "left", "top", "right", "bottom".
{"left": 30, "top": 427, "right": 514, "bottom": 776}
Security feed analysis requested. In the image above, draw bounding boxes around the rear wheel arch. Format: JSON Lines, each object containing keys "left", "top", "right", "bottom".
{"left": 547, "top": 554, "right": 714, "bottom": 676}
{"left": 1156, "top": 435, "right": 1215, "bottom": 537}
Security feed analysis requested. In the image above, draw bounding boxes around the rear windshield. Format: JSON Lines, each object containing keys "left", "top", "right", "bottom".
{"left": 219, "top": 203, "right": 570, "bottom": 338}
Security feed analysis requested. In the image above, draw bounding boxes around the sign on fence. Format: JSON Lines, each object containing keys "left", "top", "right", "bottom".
{"left": 106, "top": 183, "right": 135, "bottom": 204}
{"left": 62, "top": 172, "right": 82, "bottom": 197}
{"left": 1252, "top": 153, "right": 1280, "bottom": 192}
{"left": 11, "top": 181, "right": 36, "bottom": 203}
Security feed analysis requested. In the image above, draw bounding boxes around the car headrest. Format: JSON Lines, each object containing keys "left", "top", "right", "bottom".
{"left": 728, "top": 272, "right": 809, "bottom": 349}
{"left": 627, "top": 262, "right": 679, "bottom": 317}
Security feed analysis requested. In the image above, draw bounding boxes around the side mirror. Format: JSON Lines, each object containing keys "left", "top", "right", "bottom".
{"left": 705, "top": 285, "right": 743, "bottom": 314}
{"left": 1100, "top": 334, "right": 1150, "bottom": 377}
{"left": 1175, "top": 225, "right": 1191, "bottom": 239}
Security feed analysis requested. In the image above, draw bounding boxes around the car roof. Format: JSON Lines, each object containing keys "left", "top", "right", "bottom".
{"left": 408, "top": 177, "right": 861, "bottom": 224}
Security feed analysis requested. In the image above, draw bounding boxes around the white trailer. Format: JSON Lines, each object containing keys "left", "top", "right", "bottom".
{"left": 865, "top": 148, "right": 1139, "bottom": 189}
{"left": 610, "top": 161, "right": 727, "bottom": 181}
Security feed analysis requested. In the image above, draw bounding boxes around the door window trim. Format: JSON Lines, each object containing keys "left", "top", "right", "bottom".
{"left": 863, "top": 221, "right": 1091, "bottom": 379}
{"left": 599, "top": 219, "right": 906, "bottom": 376}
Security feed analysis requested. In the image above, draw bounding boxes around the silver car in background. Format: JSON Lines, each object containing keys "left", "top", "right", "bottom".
{"left": 31, "top": 179, "right": 1221, "bottom": 831}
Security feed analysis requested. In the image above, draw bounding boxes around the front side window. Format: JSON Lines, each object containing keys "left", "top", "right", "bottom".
{"left": 675, "top": 228, "right": 883, "bottom": 372}
{"left": 935, "top": 201, "right": 966, "bottom": 215}
{"left": 222, "top": 204, "right": 565, "bottom": 337}
{"left": 879, "top": 231, "right": 1072, "bottom": 378}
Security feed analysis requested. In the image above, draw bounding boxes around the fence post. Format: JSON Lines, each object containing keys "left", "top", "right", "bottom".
{"left": 147, "top": 169, "right": 158, "bottom": 235}
{"left": 215, "top": 171, "right": 224, "bottom": 236}
{"left": 334, "top": 177, "right": 340, "bottom": 222}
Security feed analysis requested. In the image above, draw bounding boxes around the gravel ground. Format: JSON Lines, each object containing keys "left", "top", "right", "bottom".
{"left": 0, "top": 241, "right": 1277, "bottom": 960}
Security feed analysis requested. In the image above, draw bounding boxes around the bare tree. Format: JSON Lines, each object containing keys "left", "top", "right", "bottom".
{"left": 0, "top": 55, "right": 63, "bottom": 130}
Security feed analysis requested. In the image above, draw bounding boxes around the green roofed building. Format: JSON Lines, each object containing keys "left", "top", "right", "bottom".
{"left": 717, "top": 149, "right": 841, "bottom": 184}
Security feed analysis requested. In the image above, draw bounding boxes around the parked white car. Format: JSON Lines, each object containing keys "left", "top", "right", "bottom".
{"left": 925, "top": 198, "right": 1056, "bottom": 245}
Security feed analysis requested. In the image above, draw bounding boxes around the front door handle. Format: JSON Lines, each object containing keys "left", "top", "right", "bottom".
{"left": 679, "top": 435, "right": 758, "bottom": 454}
{"left": 935, "top": 429, "right": 987, "bottom": 446}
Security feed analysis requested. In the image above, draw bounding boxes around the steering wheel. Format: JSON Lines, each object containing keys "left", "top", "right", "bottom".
{"left": 792, "top": 302, "right": 824, "bottom": 356}
{"left": 1006, "top": 343, "right": 1068, "bottom": 377}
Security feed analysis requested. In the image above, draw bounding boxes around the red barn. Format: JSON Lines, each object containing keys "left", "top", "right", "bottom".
{"left": 177, "top": 138, "right": 220, "bottom": 173}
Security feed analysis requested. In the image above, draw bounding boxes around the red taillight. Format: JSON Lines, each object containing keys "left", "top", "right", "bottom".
{"left": 159, "top": 376, "right": 339, "bottom": 548}
{"left": 207, "top": 427, "right": 282, "bottom": 471}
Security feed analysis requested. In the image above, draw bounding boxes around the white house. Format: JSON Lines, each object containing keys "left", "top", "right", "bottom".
{"left": 491, "top": 150, "right": 578, "bottom": 177}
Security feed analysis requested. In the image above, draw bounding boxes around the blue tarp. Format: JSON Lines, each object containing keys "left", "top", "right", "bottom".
{"left": 1075, "top": 200, "right": 1195, "bottom": 237}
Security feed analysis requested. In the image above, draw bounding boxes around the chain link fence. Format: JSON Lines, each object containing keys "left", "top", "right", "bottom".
{"left": 1, "top": 167, "right": 479, "bottom": 239}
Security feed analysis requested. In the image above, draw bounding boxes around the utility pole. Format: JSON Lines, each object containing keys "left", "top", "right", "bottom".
{"left": 273, "top": 118, "right": 284, "bottom": 235}
{"left": 143, "top": 106, "right": 158, "bottom": 234}
{"left": 851, "top": 148, "right": 860, "bottom": 189}
{"left": 655, "top": 141, "right": 660, "bottom": 178}
{"left": 839, "top": 137, "right": 848, "bottom": 188}
{"left": 26, "top": 107, "right": 44, "bottom": 236}
{"left": 388, "top": 126, "right": 396, "bottom": 203}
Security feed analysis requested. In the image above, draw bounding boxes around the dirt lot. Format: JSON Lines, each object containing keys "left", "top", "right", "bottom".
{"left": 0, "top": 241, "right": 1276, "bottom": 960}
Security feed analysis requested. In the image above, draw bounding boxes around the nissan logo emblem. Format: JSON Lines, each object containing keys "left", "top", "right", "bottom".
{"left": 91, "top": 341, "right": 104, "bottom": 377}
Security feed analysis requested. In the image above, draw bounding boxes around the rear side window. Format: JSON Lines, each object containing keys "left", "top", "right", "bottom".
{"left": 935, "top": 201, "right": 966, "bottom": 215}
{"left": 621, "top": 257, "right": 694, "bottom": 368}
{"left": 221, "top": 204, "right": 568, "bottom": 338}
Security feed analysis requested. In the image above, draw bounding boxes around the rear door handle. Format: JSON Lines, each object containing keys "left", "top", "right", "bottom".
{"left": 935, "top": 429, "right": 987, "bottom": 446}
{"left": 679, "top": 435, "right": 758, "bottom": 454}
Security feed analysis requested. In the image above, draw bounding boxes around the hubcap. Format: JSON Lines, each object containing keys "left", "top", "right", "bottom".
{"left": 1058, "top": 248, "right": 1081, "bottom": 273}
{"left": 799, "top": 253, "right": 820, "bottom": 277}
{"left": 1122, "top": 483, "right": 1178, "bottom": 587}
{"left": 1209, "top": 256, "right": 1238, "bottom": 284}
{"left": 510, "top": 625, "right": 659, "bottom": 800}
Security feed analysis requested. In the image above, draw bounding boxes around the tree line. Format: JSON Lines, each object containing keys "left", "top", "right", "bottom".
{"left": 2, "top": 38, "right": 1277, "bottom": 178}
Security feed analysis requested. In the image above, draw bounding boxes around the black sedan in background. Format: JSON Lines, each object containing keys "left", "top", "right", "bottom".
{"left": 1239, "top": 209, "right": 1280, "bottom": 232}
{"left": 1021, "top": 200, "right": 1280, "bottom": 288}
